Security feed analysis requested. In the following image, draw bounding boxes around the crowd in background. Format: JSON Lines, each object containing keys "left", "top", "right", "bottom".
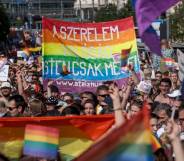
{"left": 0, "top": 30, "right": 183, "bottom": 161}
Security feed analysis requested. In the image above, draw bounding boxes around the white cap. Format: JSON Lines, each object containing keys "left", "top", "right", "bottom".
{"left": 180, "top": 133, "right": 184, "bottom": 140}
{"left": 167, "top": 90, "right": 182, "bottom": 98}
{"left": 1, "top": 82, "right": 11, "bottom": 89}
{"left": 137, "top": 81, "right": 152, "bottom": 94}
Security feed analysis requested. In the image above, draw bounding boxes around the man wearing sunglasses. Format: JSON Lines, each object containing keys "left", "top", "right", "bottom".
{"left": 5, "top": 95, "right": 26, "bottom": 117}
{"left": 96, "top": 85, "right": 109, "bottom": 114}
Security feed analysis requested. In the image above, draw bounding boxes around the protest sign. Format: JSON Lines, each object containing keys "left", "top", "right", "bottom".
{"left": 0, "top": 65, "right": 9, "bottom": 81}
{"left": 42, "top": 17, "right": 140, "bottom": 92}
{"left": 177, "top": 49, "right": 184, "bottom": 81}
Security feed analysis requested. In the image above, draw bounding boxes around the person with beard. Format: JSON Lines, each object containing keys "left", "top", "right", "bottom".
{"left": 0, "top": 82, "right": 12, "bottom": 105}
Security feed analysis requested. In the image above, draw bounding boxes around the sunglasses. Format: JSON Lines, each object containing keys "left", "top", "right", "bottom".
{"left": 8, "top": 107, "right": 17, "bottom": 111}
{"left": 98, "top": 94, "right": 109, "bottom": 98}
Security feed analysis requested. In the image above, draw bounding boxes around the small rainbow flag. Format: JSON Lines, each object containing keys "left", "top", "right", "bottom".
{"left": 121, "top": 46, "right": 132, "bottom": 67}
{"left": 23, "top": 48, "right": 30, "bottom": 56}
{"left": 23, "top": 125, "right": 59, "bottom": 159}
{"left": 74, "top": 105, "right": 154, "bottom": 161}
{"left": 151, "top": 134, "right": 161, "bottom": 152}
{"left": 160, "top": 58, "right": 177, "bottom": 72}
{"left": 163, "top": 58, "right": 176, "bottom": 68}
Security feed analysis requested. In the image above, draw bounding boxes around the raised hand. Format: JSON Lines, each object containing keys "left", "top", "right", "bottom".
{"left": 109, "top": 83, "right": 120, "bottom": 101}
{"left": 47, "top": 80, "right": 54, "bottom": 87}
{"left": 166, "top": 120, "right": 181, "bottom": 141}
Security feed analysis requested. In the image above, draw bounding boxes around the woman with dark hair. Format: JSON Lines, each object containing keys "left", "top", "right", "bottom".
{"left": 61, "top": 104, "right": 80, "bottom": 116}
{"left": 83, "top": 99, "right": 96, "bottom": 115}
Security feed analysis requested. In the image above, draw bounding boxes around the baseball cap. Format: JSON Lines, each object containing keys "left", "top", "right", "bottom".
{"left": 1, "top": 82, "right": 11, "bottom": 89}
{"left": 167, "top": 90, "right": 182, "bottom": 98}
{"left": 45, "top": 96, "right": 58, "bottom": 105}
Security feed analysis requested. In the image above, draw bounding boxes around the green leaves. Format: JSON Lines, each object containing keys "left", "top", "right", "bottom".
{"left": 0, "top": 2, "right": 10, "bottom": 42}
{"left": 169, "top": 1, "right": 184, "bottom": 42}
{"left": 95, "top": 0, "right": 135, "bottom": 23}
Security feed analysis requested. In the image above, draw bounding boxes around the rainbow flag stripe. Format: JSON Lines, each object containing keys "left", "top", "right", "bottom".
{"left": 42, "top": 17, "right": 140, "bottom": 92}
{"left": 23, "top": 125, "right": 59, "bottom": 159}
{"left": 121, "top": 47, "right": 132, "bottom": 67}
{"left": 0, "top": 116, "right": 114, "bottom": 160}
{"left": 160, "top": 57, "right": 177, "bottom": 72}
{"left": 151, "top": 134, "right": 161, "bottom": 152}
{"left": 74, "top": 106, "right": 154, "bottom": 161}
{"left": 24, "top": 141, "right": 58, "bottom": 159}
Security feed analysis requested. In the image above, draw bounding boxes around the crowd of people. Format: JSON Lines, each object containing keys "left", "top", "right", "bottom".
{"left": 0, "top": 29, "right": 183, "bottom": 161}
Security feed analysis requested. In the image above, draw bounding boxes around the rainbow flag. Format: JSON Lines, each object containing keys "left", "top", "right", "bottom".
{"left": 74, "top": 106, "right": 154, "bottom": 161}
{"left": 160, "top": 58, "right": 177, "bottom": 72}
{"left": 121, "top": 46, "right": 132, "bottom": 67}
{"left": 42, "top": 17, "right": 140, "bottom": 92}
{"left": 0, "top": 116, "right": 114, "bottom": 160}
{"left": 23, "top": 125, "right": 60, "bottom": 159}
{"left": 23, "top": 48, "right": 30, "bottom": 56}
{"left": 151, "top": 134, "right": 161, "bottom": 152}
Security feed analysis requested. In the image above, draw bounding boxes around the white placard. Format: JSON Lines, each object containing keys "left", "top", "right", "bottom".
{"left": 0, "top": 65, "right": 9, "bottom": 81}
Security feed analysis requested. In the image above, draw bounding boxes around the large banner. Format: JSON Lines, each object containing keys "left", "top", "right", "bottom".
{"left": 0, "top": 116, "right": 114, "bottom": 160}
{"left": 42, "top": 17, "right": 140, "bottom": 92}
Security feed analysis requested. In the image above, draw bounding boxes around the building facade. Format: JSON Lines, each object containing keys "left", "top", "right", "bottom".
{"left": 74, "top": 0, "right": 128, "bottom": 22}
{"left": 0, "top": 0, "right": 128, "bottom": 27}
{"left": 0, "top": 0, "right": 76, "bottom": 27}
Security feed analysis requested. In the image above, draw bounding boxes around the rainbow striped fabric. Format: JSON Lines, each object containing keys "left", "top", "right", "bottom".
{"left": 42, "top": 17, "right": 140, "bottom": 92}
{"left": 121, "top": 46, "right": 132, "bottom": 67}
{"left": 151, "top": 134, "right": 161, "bottom": 152}
{"left": 160, "top": 58, "right": 178, "bottom": 72}
{"left": 23, "top": 124, "right": 59, "bottom": 159}
{"left": 0, "top": 116, "right": 114, "bottom": 160}
{"left": 74, "top": 107, "right": 154, "bottom": 161}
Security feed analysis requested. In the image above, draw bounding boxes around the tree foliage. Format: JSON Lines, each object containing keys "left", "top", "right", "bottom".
{"left": 95, "top": 0, "right": 135, "bottom": 22}
{"left": 95, "top": 4, "right": 118, "bottom": 22}
{"left": 169, "top": 1, "right": 184, "bottom": 42}
{"left": 0, "top": 2, "right": 10, "bottom": 42}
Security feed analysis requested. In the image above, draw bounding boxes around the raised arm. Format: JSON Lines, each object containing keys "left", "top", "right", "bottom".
{"left": 166, "top": 120, "right": 184, "bottom": 161}
{"left": 16, "top": 70, "right": 28, "bottom": 102}
{"left": 109, "top": 83, "right": 125, "bottom": 127}
{"left": 121, "top": 77, "right": 134, "bottom": 111}
{"left": 128, "top": 64, "right": 140, "bottom": 85}
{"left": 47, "top": 80, "right": 54, "bottom": 98}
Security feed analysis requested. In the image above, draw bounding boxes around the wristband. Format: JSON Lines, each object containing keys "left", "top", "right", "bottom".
{"left": 113, "top": 108, "right": 122, "bottom": 111}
